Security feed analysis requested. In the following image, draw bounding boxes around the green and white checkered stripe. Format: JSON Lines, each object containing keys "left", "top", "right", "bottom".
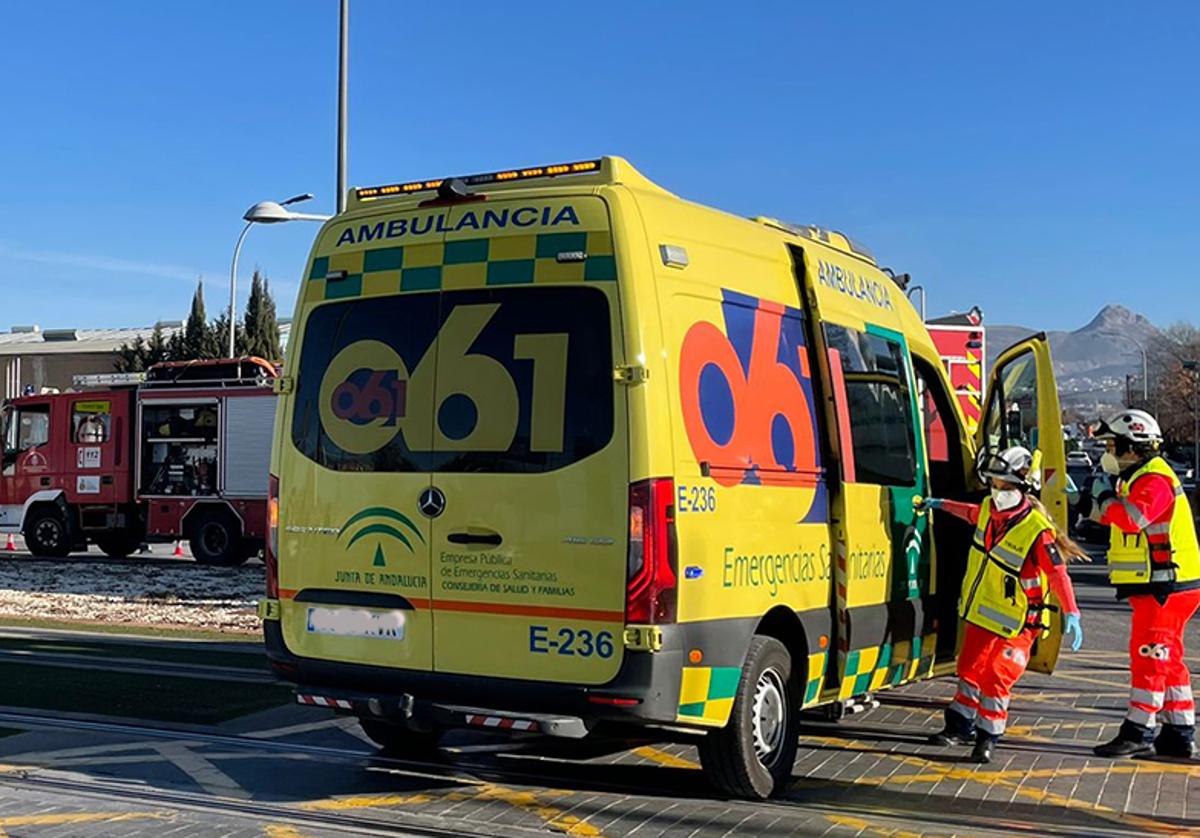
{"left": 305, "top": 230, "right": 616, "bottom": 302}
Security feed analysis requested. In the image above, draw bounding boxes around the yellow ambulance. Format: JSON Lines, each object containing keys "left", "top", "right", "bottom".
{"left": 260, "top": 157, "right": 1067, "bottom": 798}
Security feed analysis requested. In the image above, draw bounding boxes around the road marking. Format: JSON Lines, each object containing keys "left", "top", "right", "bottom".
{"left": 809, "top": 734, "right": 1187, "bottom": 835}
{"left": 243, "top": 718, "right": 351, "bottom": 740}
{"left": 298, "top": 783, "right": 606, "bottom": 836}
{"left": 264, "top": 826, "right": 316, "bottom": 837}
{"left": 0, "top": 811, "right": 169, "bottom": 827}
{"left": 474, "top": 783, "right": 606, "bottom": 837}
{"left": 632, "top": 746, "right": 700, "bottom": 770}
{"left": 154, "top": 741, "right": 249, "bottom": 799}
{"left": 301, "top": 792, "right": 441, "bottom": 811}
{"left": 823, "top": 814, "right": 950, "bottom": 838}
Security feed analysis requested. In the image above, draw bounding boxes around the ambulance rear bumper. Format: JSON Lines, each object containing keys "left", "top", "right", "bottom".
{"left": 263, "top": 620, "right": 685, "bottom": 728}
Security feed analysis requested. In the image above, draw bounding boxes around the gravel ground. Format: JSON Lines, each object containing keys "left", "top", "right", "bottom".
{"left": 0, "top": 544, "right": 262, "bottom": 632}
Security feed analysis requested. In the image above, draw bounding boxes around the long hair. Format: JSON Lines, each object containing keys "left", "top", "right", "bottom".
{"left": 1028, "top": 495, "right": 1091, "bottom": 563}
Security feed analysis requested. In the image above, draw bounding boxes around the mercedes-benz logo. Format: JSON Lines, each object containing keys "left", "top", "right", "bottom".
{"left": 418, "top": 487, "right": 446, "bottom": 518}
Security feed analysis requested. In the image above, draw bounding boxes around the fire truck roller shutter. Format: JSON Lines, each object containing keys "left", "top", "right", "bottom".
{"left": 222, "top": 396, "right": 276, "bottom": 496}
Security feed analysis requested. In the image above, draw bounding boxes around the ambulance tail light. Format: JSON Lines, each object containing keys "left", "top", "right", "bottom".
{"left": 626, "top": 478, "right": 677, "bottom": 624}
{"left": 265, "top": 473, "right": 280, "bottom": 598}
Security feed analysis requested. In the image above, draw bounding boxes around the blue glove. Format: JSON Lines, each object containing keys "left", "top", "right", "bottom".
{"left": 916, "top": 497, "right": 945, "bottom": 513}
{"left": 1063, "top": 613, "right": 1083, "bottom": 652}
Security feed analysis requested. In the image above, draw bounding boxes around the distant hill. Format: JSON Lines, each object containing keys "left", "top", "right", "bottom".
{"left": 982, "top": 304, "right": 1158, "bottom": 410}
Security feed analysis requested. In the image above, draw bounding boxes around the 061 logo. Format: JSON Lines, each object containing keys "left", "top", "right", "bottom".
{"left": 678, "top": 290, "right": 822, "bottom": 498}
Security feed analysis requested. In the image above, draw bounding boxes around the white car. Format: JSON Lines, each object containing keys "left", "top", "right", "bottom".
{"left": 1066, "top": 451, "right": 1093, "bottom": 468}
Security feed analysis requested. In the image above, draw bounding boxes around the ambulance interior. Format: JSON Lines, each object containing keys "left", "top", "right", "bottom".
{"left": 915, "top": 348, "right": 1044, "bottom": 659}
{"left": 912, "top": 357, "right": 976, "bottom": 660}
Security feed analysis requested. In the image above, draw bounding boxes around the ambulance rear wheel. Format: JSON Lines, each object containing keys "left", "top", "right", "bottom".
{"left": 698, "top": 635, "right": 799, "bottom": 800}
{"left": 358, "top": 718, "right": 443, "bottom": 754}
{"left": 24, "top": 507, "right": 72, "bottom": 558}
{"left": 189, "top": 510, "right": 243, "bottom": 566}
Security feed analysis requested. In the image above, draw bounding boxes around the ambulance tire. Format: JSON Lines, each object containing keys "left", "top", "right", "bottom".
{"left": 358, "top": 718, "right": 443, "bottom": 755}
{"left": 699, "top": 635, "right": 799, "bottom": 800}
{"left": 188, "top": 510, "right": 243, "bottom": 567}
{"left": 24, "top": 507, "right": 73, "bottom": 558}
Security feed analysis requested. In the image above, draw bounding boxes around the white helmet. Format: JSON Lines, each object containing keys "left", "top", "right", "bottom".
{"left": 976, "top": 445, "right": 1039, "bottom": 491}
{"left": 1095, "top": 409, "right": 1162, "bottom": 444}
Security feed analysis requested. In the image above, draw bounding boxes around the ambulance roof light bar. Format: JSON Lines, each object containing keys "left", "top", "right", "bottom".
{"left": 356, "top": 158, "right": 602, "bottom": 202}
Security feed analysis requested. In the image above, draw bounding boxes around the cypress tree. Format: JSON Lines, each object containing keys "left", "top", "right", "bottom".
{"left": 182, "top": 281, "right": 209, "bottom": 360}
{"left": 243, "top": 271, "right": 282, "bottom": 360}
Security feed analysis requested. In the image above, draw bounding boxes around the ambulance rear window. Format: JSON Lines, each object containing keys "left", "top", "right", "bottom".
{"left": 291, "top": 286, "right": 614, "bottom": 473}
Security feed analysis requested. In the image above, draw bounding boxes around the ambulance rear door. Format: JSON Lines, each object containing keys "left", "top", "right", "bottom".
{"left": 426, "top": 196, "right": 630, "bottom": 686}
{"left": 975, "top": 333, "right": 1067, "bottom": 673}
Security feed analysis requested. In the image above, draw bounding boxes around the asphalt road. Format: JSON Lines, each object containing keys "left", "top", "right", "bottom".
{"left": 0, "top": 555, "right": 1193, "bottom": 836}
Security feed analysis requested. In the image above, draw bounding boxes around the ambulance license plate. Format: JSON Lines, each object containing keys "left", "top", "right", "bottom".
{"left": 305, "top": 607, "right": 405, "bottom": 640}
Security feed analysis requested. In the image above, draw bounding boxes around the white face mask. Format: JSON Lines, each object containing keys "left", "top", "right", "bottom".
{"left": 1100, "top": 452, "right": 1121, "bottom": 475}
{"left": 991, "top": 488, "right": 1022, "bottom": 511}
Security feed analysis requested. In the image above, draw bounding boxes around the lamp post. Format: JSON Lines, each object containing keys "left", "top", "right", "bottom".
{"left": 228, "top": 194, "right": 330, "bottom": 357}
{"left": 1101, "top": 331, "right": 1148, "bottom": 405}
{"left": 337, "top": 0, "right": 349, "bottom": 213}
{"left": 1184, "top": 361, "right": 1199, "bottom": 485}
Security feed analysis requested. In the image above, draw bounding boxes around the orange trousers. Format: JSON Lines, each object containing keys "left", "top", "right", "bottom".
{"left": 947, "top": 622, "right": 1037, "bottom": 738}
{"left": 1126, "top": 590, "right": 1200, "bottom": 731}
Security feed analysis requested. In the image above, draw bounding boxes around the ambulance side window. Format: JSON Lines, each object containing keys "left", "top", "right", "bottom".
{"left": 824, "top": 325, "right": 916, "bottom": 486}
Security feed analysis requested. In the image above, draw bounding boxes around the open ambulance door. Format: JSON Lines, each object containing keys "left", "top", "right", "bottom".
{"left": 975, "top": 333, "right": 1067, "bottom": 674}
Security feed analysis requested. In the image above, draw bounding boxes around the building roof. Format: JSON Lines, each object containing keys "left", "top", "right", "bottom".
{"left": 0, "top": 322, "right": 291, "bottom": 356}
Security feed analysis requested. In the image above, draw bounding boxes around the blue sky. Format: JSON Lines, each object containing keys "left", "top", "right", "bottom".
{"left": 1, "top": 2, "right": 1196, "bottom": 332}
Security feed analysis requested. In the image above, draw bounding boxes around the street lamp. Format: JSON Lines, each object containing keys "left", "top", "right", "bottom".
{"left": 1183, "top": 361, "right": 1199, "bottom": 485}
{"left": 228, "top": 194, "right": 330, "bottom": 357}
{"left": 1100, "top": 331, "right": 1148, "bottom": 404}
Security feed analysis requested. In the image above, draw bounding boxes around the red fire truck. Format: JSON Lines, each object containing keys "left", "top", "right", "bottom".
{"left": 925, "top": 308, "right": 986, "bottom": 460}
{"left": 0, "top": 358, "right": 277, "bottom": 564}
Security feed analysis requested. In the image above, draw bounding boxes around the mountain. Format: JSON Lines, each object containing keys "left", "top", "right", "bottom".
{"left": 983, "top": 304, "right": 1159, "bottom": 410}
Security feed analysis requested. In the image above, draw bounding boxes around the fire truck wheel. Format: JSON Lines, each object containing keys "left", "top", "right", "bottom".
{"left": 358, "top": 718, "right": 443, "bottom": 754}
{"left": 698, "top": 635, "right": 799, "bottom": 800}
{"left": 188, "top": 510, "right": 243, "bottom": 566}
{"left": 95, "top": 530, "right": 143, "bottom": 559}
{"left": 24, "top": 507, "right": 73, "bottom": 558}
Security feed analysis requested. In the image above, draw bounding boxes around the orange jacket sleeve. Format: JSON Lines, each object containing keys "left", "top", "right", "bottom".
{"left": 938, "top": 500, "right": 980, "bottom": 525}
{"left": 1031, "top": 530, "right": 1079, "bottom": 615}
{"left": 1099, "top": 473, "right": 1175, "bottom": 534}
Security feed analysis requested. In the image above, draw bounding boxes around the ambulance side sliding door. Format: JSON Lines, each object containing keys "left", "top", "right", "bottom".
{"left": 822, "top": 322, "right": 933, "bottom": 698}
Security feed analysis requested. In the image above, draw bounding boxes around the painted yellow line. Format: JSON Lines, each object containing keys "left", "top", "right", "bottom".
{"left": 298, "top": 784, "right": 604, "bottom": 836}
{"left": 263, "top": 826, "right": 313, "bottom": 838}
{"left": 824, "top": 813, "right": 950, "bottom": 838}
{"left": 0, "top": 811, "right": 169, "bottom": 827}
{"left": 812, "top": 735, "right": 1185, "bottom": 835}
{"left": 632, "top": 746, "right": 700, "bottom": 770}
{"left": 300, "top": 792, "right": 439, "bottom": 811}
{"left": 1006, "top": 720, "right": 1114, "bottom": 737}
{"left": 474, "top": 783, "right": 606, "bottom": 837}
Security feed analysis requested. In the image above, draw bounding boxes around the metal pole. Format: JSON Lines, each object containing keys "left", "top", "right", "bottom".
{"left": 1142, "top": 348, "right": 1149, "bottom": 404}
{"left": 336, "top": 0, "right": 348, "bottom": 214}
{"left": 1185, "top": 374, "right": 1195, "bottom": 480}
{"left": 229, "top": 221, "right": 253, "bottom": 358}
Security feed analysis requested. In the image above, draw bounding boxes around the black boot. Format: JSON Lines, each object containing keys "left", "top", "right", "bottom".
{"left": 928, "top": 707, "right": 977, "bottom": 746}
{"left": 1094, "top": 720, "right": 1154, "bottom": 758}
{"left": 1154, "top": 724, "right": 1196, "bottom": 758}
{"left": 969, "top": 735, "right": 996, "bottom": 764}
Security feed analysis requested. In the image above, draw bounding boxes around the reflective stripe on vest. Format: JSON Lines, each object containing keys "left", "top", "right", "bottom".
{"left": 1106, "top": 457, "right": 1200, "bottom": 586}
{"left": 961, "top": 500, "right": 1053, "bottom": 638}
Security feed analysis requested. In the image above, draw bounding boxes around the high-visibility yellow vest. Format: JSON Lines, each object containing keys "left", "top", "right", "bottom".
{"left": 960, "top": 499, "right": 1053, "bottom": 638}
{"left": 1106, "top": 457, "right": 1200, "bottom": 586}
